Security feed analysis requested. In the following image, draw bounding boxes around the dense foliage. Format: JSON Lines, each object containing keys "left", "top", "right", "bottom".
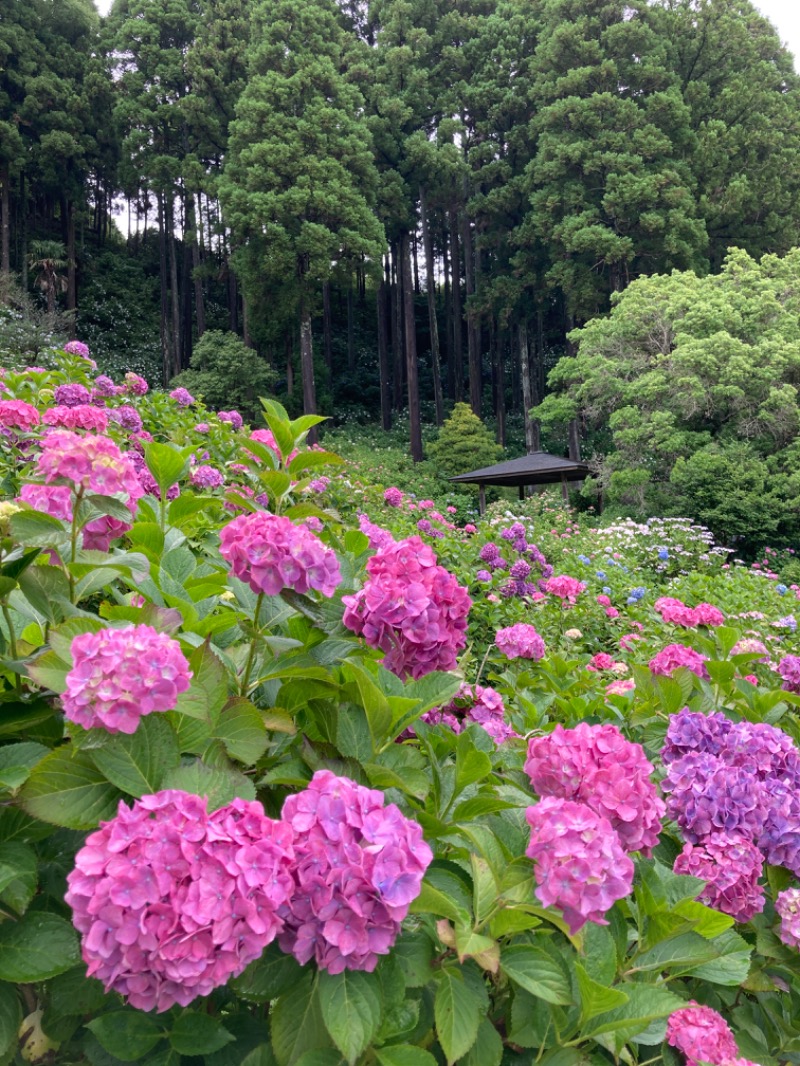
{"left": 1, "top": 349, "right": 800, "bottom": 1065}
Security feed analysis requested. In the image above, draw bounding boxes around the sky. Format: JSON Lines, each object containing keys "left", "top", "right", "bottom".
{"left": 92, "top": 0, "right": 800, "bottom": 68}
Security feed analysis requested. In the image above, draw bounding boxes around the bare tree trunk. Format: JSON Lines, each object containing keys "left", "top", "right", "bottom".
{"left": 412, "top": 230, "right": 420, "bottom": 294}
{"left": 391, "top": 240, "right": 404, "bottom": 411}
{"left": 66, "top": 197, "right": 77, "bottom": 336}
{"left": 299, "top": 294, "right": 318, "bottom": 445}
{"left": 520, "top": 322, "right": 539, "bottom": 453}
{"left": 0, "top": 162, "right": 9, "bottom": 277}
{"left": 228, "top": 260, "right": 238, "bottom": 333}
{"left": 285, "top": 332, "right": 294, "bottom": 396}
{"left": 568, "top": 419, "right": 581, "bottom": 462}
{"left": 322, "top": 280, "right": 333, "bottom": 378}
{"left": 158, "top": 193, "right": 171, "bottom": 385}
{"left": 347, "top": 280, "right": 356, "bottom": 372}
{"left": 495, "top": 323, "right": 506, "bottom": 446}
{"left": 401, "top": 232, "right": 422, "bottom": 462}
{"left": 420, "top": 186, "right": 443, "bottom": 426}
{"left": 461, "top": 196, "right": 480, "bottom": 416}
{"left": 449, "top": 208, "right": 464, "bottom": 403}
{"left": 166, "top": 194, "right": 182, "bottom": 377}
{"left": 442, "top": 223, "right": 453, "bottom": 398}
{"left": 20, "top": 173, "right": 27, "bottom": 291}
{"left": 189, "top": 192, "right": 205, "bottom": 338}
{"left": 377, "top": 277, "right": 392, "bottom": 431}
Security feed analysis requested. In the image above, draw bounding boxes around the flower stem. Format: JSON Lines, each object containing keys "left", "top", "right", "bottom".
{"left": 1, "top": 601, "right": 20, "bottom": 690}
{"left": 240, "top": 591, "right": 265, "bottom": 695}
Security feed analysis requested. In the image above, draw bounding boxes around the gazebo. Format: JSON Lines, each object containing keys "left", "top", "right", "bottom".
{"left": 449, "top": 451, "right": 593, "bottom": 514}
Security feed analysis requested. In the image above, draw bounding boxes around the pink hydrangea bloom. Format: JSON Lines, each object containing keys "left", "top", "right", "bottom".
{"left": 606, "top": 677, "right": 635, "bottom": 696}
{"left": 674, "top": 834, "right": 765, "bottom": 922}
{"left": 596, "top": 594, "right": 611, "bottom": 607}
{"left": 218, "top": 410, "right": 243, "bottom": 430}
{"left": 543, "top": 575, "right": 586, "bottom": 601}
{"left": 19, "top": 483, "right": 73, "bottom": 522}
{"left": 194, "top": 422, "right": 210, "bottom": 433}
{"left": 36, "top": 429, "right": 142, "bottom": 499}
{"left": 586, "top": 652, "right": 615, "bottom": 672}
{"left": 649, "top": 643, "right": 709, "bottom": 679}
{"left": 383, "top": 487, "right": 403, "bottom": 507}
{"left": 278, "top": 771, "right": 432, "bottom": 973}
{"left": 731, "top": 638, "right": 768, "bottom": 659}
{"left": 189, "top": 464, "right": 225, "bottom": 490}
{"left": 65, "top": 791, "right": 294, "bottom": 1012}
{"left": 665, "top": 1003, "right": 739, "bottom": 1066}
{"left": 656, "top": 597, "right": 700, "bottom": 626}
{"left": 64, "top": 340, "right": 91, "bottom": 359}
{"left": 124, "top": 372, "right": 149, "bottom": 395}
{"left": 0, "top": 399, "right": 40, "bottom": 431}
{"left": 220, "top": 512, "right": 340, "bottom": 598}
{"left": 694, "top": 602, "right": 725, "bottom": 626}
{"left": 775, "top": 887, "right": 800, "bottom": 948}
{"left": 43, "top": 404, "right": 109, "bottom": 432}
{"left": 463, "top": 523, "right": 477, "bottom": 534}
{"left": 525, "top": 722, "right": 664, "bottom": 855}
{"left": 63, "top": 625, "right": 192, "bottom": 734}
{"left": 525, "top": 798, "right": 634, "bottom": 934}
{"left": 358, "top": 513, "right": 396, "bottom": 552}
{"left": 343, "top": 537, "right": 470, "bottom": 680}
{"left": 418, "top": 682, "right": 517, "bottom": 745}
{"left": 169, "top": 387, "right": 195, "bottom": 406}
{"left": 495, "top": 623, "right": 545, "bottom": 661}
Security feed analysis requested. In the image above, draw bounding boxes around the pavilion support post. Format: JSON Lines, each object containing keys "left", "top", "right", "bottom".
{"left": 519, "top": 485, "right": 525, "bottom": 501}
{"left": 561, "top": 474, "right": 568, "bottom": 503}
{"left": 479, "top": 484, "right": 486, "bottom": 515}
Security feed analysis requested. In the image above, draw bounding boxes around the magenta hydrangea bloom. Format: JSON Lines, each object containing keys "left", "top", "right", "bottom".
{"left": 342, "top": 536, "right": 470, "bottom": 680}
{"left": 358, "top": 513, "right": 396, "bottom": 552}
{"left": 775, "top": 887, "right": 800, "bottom": 948}
{"left": 665, "top": 1003, "right": 739, "bottom": 1066}
{"left": 543, "top": 575, "right": 586, "bottom": 601}
{"left": 36, "top": 429, "right": 143, "bottom": 499}
{"left": 63, "top": 625, "right": 192, "bottom": 734}
{"left": 383, "top": 487, "right": 403, "bottom": 506}
{"left": 778, "top": 655, "right": 800, "bottom": 693}
{"left": 19, "top": 483, "right": 73, "bottom": 522}
{"left": 189, "top": 464, "right": 225, "bottom": 490}
{"left": 649, "top": 643, "right": 709, "bottom": 679}
{"left": 93, "top": 374, "right": 117, "bottom": 397}
{"left": 674, "top": 834, "right": 765, "bottom": 922}
{"left": 110, "top": 405, "right": 144, "bottom": 433}
{"left": 495, "top": 623, "right": 545, "bottom": 661}
{"left": 124, "top": 372, "right": 149, "bottom": 395}
{"left": 43, "top": 404, "right": 109, "bottom": 432}
{"left": 169, "top": 387, "right": 195, "bottom": 406}
{"left": 278, "top": 770, "right": 432, "bottom": 973}
{"left": 662, "top": 708, "right": 734, "bottom": 766}
{"left": 65, "top": 791, "right": 295, "bottom": 1012}
{"left": 694, "top": 602, "right": 725, "bottom": 626}
{"left": 525, "top": 723, "right": 664, "bottom": 855}
{"left": 54, "top": 383, "right": 91, "bottom": 408}
{"left": 663, "top": 752, "right": 768, "bottom": 844}
{"left": 0, "top": 399, "right": 40, "bottom": 431}
{"left": 218, "top": 410, "right": 243, "bottom": 430}
{"left": 418, "top": 682, "right": 517, "bottom": 745}
{"left": 525, "top": 798, "right": 634, "bottom": 934}
{"left": 220, "top": 512, "right": 341, "bottom": 598}
{"left": 64, "top": 340, "right": 91, "bottom": 359}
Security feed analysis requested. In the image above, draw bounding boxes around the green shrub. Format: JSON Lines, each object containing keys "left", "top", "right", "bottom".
{"left": 427, "top": 402, "right": 504, "bottom": 481}
{"left": 170, "top": 330, "right": 278, "bottom": 421}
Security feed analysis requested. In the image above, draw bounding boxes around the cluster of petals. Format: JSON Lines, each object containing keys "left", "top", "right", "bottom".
{"left": 586, "top": 652, "right": 615, "bottom": 672}
{"left": 0, "top": 399, "right": 40, "bottom": 431}
{"left": 36, "top": 429, "right": 143, "bottom": 501}
{"left": 730, "top": 638, "right": 768, "bottom": 659}
{"left": 65, "top": 790, "right": 295, "bottom": 1012}
{"left": 777, "top": 655, "right": 800, "bottom": 693}
{"left": 64, "top": 340, "right": 91, "bottom": 359}
{"left": 674, "top": 835, "right": 764, "bottom": 922}
{"left": 495, "top": 623, "right": 545, "bottom": 661}
{"left": 277, "top": 771, "right": 432, "bottom": 973}
{"left": 775, "top": 887, "right": 800, "bottom": 948}
{"left": 665, "top": 1003, "right": 739, "bottom": 1066}
{"left": 54, "top": 382, "right": 91, "bottom": 407}
{"left": 63, "top": 625, "right": 192, "bottom": 734}
{"left": 43, "top": 404, "right": 109, "bottom": 432}
{"left": 420, "top": 682, "right": 517, "bottom": 745}
{"left": 655, "top": 596, "right": 725, "bottom": 627}
{"left": 124, "top": 372, "right": 149, "bottom": 395}
{"left": 169, "top": 387, "right": 195, "bottom": 406}
{"left": 543, "top": 574, "right": 586, "bottom": 601}
{"left": 358, "top": 513, "right": 396, "bottom": 552}
{"left": 93, "top": 375, "right": 119, "bottom": 397}
{"left": 525, "top": 722, "right": 664, "bottom": 855}
{"left": 220, "top": 512, "right": 341, "bottom": 598}
{"left": 606, "top": 677, "right": 635, "bottom": 696}
{"left": 248, "top": 428, "right": 298, "bottom": 464}
{"left": 525, "top": 798, "right": 633, "bottom": 934}
{"left": 649, "top": 643, "right": 709, "bottom": 678}
{"left": 110, "top": 405, "right": 144, "bottom": 433}
{"left": 189, "top": 465, "right": 225, "bottom": 490}
{"left": 383, "top": 487, "right": 403, "bottom": 507}
{"left": 343, "top": 537, "right": 470, "bottom": 680}
{"left": 218, "top": 410, "right": 243, "bottom": 430}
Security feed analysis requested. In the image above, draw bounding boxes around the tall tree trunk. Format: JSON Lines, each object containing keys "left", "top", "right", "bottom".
{"left": 1, "top": 162, "right": 11, "bottom": 278}
{"left": 285, "top": 332, "right": 294, "bottom": 396}
{"left": 20, "top": 173, "right": 28, "bottom": 292}
{"left": 166, "top": 194, "right": 182, "bottom": 377}
{"left": 461, "top": 194, "right": 480, "bottom": 416}
{"left": 401, "top": 232, "right": 422, "bottom": 462}
{"left": 322, "top": 280, "right": 333, "bottom": 378}
{"left": 495, "top": 322, "right": 506, "bottom": 446}
{"left": 377, "top": 277, "right": 392, "bottom": 431}
{"left": 420, "top": 186, "right": 443, "bottom": 426}
{"left": 66, "top": 198, "right": 77, "bottom": 336}
{"left": 442, "top": 223, "right": 453, "bottom": 399}
{"left": 519, "top": 322, "right": 539, "bottom": 453}
{"left": 158, "top": 193, "right": 171, "bottom": 385}
{"left": 299, "top": 292, "right": 318, "bottom": 445}
{"left": 449, "top": 208, "right": 463, "bottom": 403}
{"left": 242, "top": 292, "right": 253, "bottom": 349}
{"left": 347, "top": 280, "right": 356, "bottom": 372}
{"left": 188, "top": 192, "right": 205, "bottom": 338}
{"left": 412, "top": 230, "right": 420, "bottom": 294}
{"left": 568, "top": 419, "right": 581, "bottom": 462}
{"left": 228, "top": 259, "right": 238, "bottom": 333}
{"left": 391, "top": 240, "right": 404, "bottom": 411}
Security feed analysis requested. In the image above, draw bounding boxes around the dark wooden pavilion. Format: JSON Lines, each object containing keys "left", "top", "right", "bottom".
{"left": 449, "top": 451, "right": 592, "bottom": 513}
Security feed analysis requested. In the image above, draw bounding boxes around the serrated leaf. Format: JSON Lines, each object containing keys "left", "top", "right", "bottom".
{"left": 91, "top": 715, "right": 181, "bottom": 797}
{"left": 169, "top": 1012, "right": 233, "bottom": 1056}
{"left": 375, "top": 1048, "right": 437, "bottom": 1066}
{"left": 86, "top": 1011, "right": 164, "bottom": 1061}
{"left": 19, "top": 746, "right": 121, "bottom": 828}
{"left": 161, "top": 759, "right": 255, "bottom": 809}
{"left": 271, "top": 973, "right": 331, "bottom": 1066}
{"left": 232, "top": 943, "right": 304, "bottom": 1002}
{"left": 575, "top": 963, "right": 628, "bottom": 1023}
{"left": 319, "top": 970, "right": 383, "bottom": 1065}
{"left": 433, "top": 967, "right": 481, "bottom": 1065}
{"left": 410, "top": 880, "right": 469, "bottom": 922}
{"left": 0, "top": 982, "right": 20, "bottom": 1058}
{"left": 0, "top": 842, "right": 37, "bottom": 913}
{"left": 0, "top": 912, "right": 78, "bottom": 982}
{"left": 500, "top": 944, "right": 573, "bottom": 1006}
{"left": 456, "top": 1018, "right": 503, "bottom": 1066}
{"left": 216, "top": 697, "right": 268, "bottom": 764}
{"left": 174, "top": 641, "right": 229, "bottom": 724}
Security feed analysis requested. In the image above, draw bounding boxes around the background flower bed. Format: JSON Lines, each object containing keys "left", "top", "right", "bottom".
{"left": 1, "top": 351, "right": 800, "bottom": 1065}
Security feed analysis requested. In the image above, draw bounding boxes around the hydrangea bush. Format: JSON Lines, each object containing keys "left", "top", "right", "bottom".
{"left": 1, "top": 349, "right": 800, "bottom": 1065}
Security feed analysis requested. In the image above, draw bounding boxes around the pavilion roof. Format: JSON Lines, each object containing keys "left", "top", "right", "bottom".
{"left": 449, "top": 451, "right": 592, "bottom": 487}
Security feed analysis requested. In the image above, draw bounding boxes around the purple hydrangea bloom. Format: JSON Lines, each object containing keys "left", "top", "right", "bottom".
{"left": 189, "top": 464, "right": 224, "bottom": 490}
{"left": 169, "top": 387, "right": 195, "bottom": 406}
{"left": 109, "top": 405, "right": 144, "bottom": 433}
{"left": 218, "top": 410, "right": 243, "bottom": 430}
{"left": 54, "top": 383, "right": 91, "bottom": 408}
{"left": 674, "top": 834, "right": 765, "bottom": 922}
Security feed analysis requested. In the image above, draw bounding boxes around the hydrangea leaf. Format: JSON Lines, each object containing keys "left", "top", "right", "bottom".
{"left": 319, "top": 970, "right": 383, "bottom": 1065}
{"left": 0, "top": 913, "right": 79, "bottom": 983}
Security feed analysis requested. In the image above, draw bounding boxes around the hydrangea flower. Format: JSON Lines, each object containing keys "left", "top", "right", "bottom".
{"left": 525, "top": 798, "right": 634, "bottom": 934}
{"left": 543, "top": 575, "right": 586, "bottom": 601}
{"left": 124, "top": 372, "right": 149, "bottom": 395}
{"left": 278, "top": 771, "right": 432, "bottom": 973}
{"left": 110, "top": 405, "right": 144, "bottom": 433}
{"left": 525, "top": 722, "right": 664, "bottom": 855}
{"left": 65, "top": 791, "right": 295, "bottom": 1012}
{"left": 43, "top": 404, "right": 109, "bottom": 432}
{"left": 35, "top": 429, "right": 143, "bottom": 500}
{"left": 606, "top": 677, "right": 635, "bottom": 696}
{"left": 189, "top": 464, "right": 225, "bottom": 490}
{"left": 649, "top": 643, "right": 709, "bottom": 679}
{"left": 418, "top": 682, "right": 517, "bottom": 745}
{"left": 586, "top": 652, "right": 615, "bottom": 672}
{"left": 0, "top": 399, "right": 40, "bottom": 431}
{"left": 778, "top": 655, "right": 800, "bottom": 693}
{"left": 64, "top": 340, "right": 91, "bottom": 359}
{"left": 54, "top": 383, "right": 92, "bottom": 408}
{"left": 93, "top": 375, "right": 117, "bottom": 397}
{"left": 665, "top": 1003, "right": 739, "bottom": 1066}
{"left": 358, "top": 514, "right": 396, "bottom": 552}
{"left": 343, "top": 536, "right": 470, "bottom": 680}
{"left": 383, "top": 487, "right": 403, "bottom": 507}
{"left": 731, "top": 638, "right": 768, "bottom": 659}
{"left": 662, "top": 752, "right": 768, "bottom": 844}
{"left": 759, "top": 782, "right": 800, "bottom": 876}
{"left": 63, "top": 625, "right": 192, "bottom": 734}
{"left": 169, "top": 387, "right": 195, "bottom": 406}
{"left": 674, "top": 834, "right": 765, "bottom": 921}
{"left": 218, "top": 410, "right": 243, "bottom": 430}
{"left": 220, "top": 512, "right": 341, "bottom": 598}
{"left": 662, "top": 708, "right": 734, "bottom": 766}
{"left": 775, "top": 887, "right": 800, "bottom": 948}
{"left": 495, "top": 623, "right": 545, "bottom": 661}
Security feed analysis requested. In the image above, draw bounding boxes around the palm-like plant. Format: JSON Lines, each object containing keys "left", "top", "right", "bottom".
{"left": 27, "top": 240, "right": 68, "bottom": 313}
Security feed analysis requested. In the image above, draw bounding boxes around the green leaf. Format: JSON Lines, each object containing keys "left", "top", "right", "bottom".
{"left": 500, "top": 944, "right": 573, "bottom": 1006}
{"left": 10, "top": 508, "right": 69, "bottom": 547}
{"left": 433, "top": 966, "right": 482, "bottom": 1065}
{"left": 271, "top": 973, "right": 332, "bottom": 1066}
{"left": 91, "top": 715, "right": 181, "bottom": 797}
{"left": 319, "top": 970, "right": 383, "bottom": 1065}
{"left": 454, "top": 732, "right": 492, "bottom": 794}
{"left": 293, "top": 1053, "right": 344, "bottom": 1066}
{"left": 582, "top": 984, "right": 684, "bottom": 1041}
{"left": 0, "top": 742, "right": 48, "bottom": 793}
{"left": 688, "top": 930, "right": 752, "bottom": 985}
{"left": 581, "top": 923, "right": 617, "bottom": 984}
{"left": 47, "top": 616, "right": 107, "bottom": 661}
{"left": 161, "top": 759, "right": 255, "bottom": 809}
{"left": 393, "top": 931, "right": 434, "bottom": 988}
{"left": 410, "top": 880, "right": 469, "bottom": 923}
{"left": 0, "top": 912, "right": 79, "bottom": 982}
{"left": 673, "top": 899, "right": 735, "bottom": 939}
{"left": 81, "top": 493, "right": 138, "bottom": 526}
{"left": 0, "top": 842, "right": 37, "bottom": 914}
{"left": 216, "top": 697, "right": 268, "bottom": 764}
{"left": 25, "top": 648, "right": 71, "bottom": 692}
{"left": 86, "top": 1011, "right": 164, "bottom": 1061}
{"left": 0, "top": 983, "right": 20, "bottom": 1060}
{"left": 174, "top": 641, "right": 229, "bottom": 724}
{"left": 375, "top": 1048, "right": 437, "bottom": 1066}
{"left": 19, "top": 747, "right": 121, "bottom": 829}
{"left": 575, "top": 963, "right": 628, "bottom": 1023}
{"left": 456, "top": 1018, "right": 503, "bottom": 1066}
{"left": 144, "top": 441, "right": 191, "bottom": 497}
{"left": 169, "top": 1012, "right": 233, "bottom": 1056}
{"left": 232, "top": 943, "right": 304, "bottom": 1002}
{"left": 342, "top": 662, "right": 391, "bottom": 748}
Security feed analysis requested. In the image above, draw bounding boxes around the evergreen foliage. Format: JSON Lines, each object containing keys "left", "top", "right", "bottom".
{"left": 428, "top": 401, "right": 504, "bottom": 480}
{"left": 170, "top": 329, "right": 278, "bottom": 419}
